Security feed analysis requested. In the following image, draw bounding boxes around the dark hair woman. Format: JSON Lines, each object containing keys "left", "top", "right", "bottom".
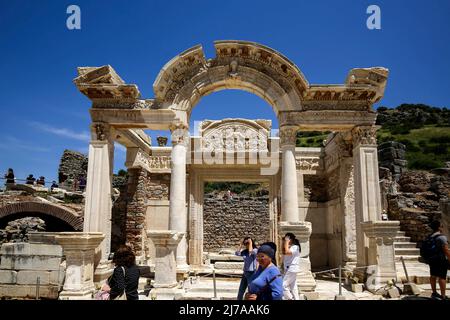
{"left": 282, "top": 232, "right": 301, "bottom": 300}
{"left": 235, "top": 237, "right": 258, "bottom": 300}
{"left": 103, "top": 245, "right": 140, "bottom": 300}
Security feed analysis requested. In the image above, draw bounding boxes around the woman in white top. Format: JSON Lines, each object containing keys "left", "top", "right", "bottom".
{"left": 282, "top": 232, "right": 301, "bottom": 300}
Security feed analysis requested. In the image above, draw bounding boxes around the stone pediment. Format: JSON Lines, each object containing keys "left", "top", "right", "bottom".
{"left": 200, "top": 119, "right": 271, "bottom": 152}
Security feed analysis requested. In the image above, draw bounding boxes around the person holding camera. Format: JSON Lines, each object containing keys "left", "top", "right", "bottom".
{"left": 282, "top": 232, "right": 301, "bottom": 300}
{"left": 235, "top": 237, "right": 258, "bottom": 300}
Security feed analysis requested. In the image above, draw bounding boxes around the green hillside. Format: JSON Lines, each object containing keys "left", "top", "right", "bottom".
{"left": 295, "top": 104, "right": 450, "bottom": 170}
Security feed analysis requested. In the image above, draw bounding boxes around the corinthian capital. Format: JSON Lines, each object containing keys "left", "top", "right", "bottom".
{"left": 169, "top": 121, "right": 190, "bottom": 146}
{"left": 279, "top": 125, "right": 298, "bottom": 146}
{"left": 351, "top": 125, "right": 379, "bottom": 147}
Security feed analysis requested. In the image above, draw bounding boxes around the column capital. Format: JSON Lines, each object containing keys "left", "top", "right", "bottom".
{"left": 147, "top": 230, "right": 184, "bottom": 246}
{"left": 351, "top": 125, "right": 379, "bottom": 147}
{"left": 169, "top": 122, "right": 189, "bottom": 146}
{"left": 278, "top": 221, "right": 312, "bottom": 241}
{"left": 279, "top": 125, "right": 298, "bottom": 146}
{"left": 91, "top": 122, "right": 113, "bottom": 142}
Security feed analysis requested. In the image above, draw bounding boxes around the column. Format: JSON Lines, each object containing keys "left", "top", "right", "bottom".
{"left": 147, "top": 230, "right": 184, "bottom": 300}
{"left": 278, "top": 125, "right": 316, "bottom": 291}
{"left": 83, "top": 122, "right": 114, "bottom": 281}
{"left": 168, "top": 122, "right": 189, "bottom": 270}
{"left": 352, "top": 126, "right": 383, "bottom": 270}
{"left": 280, "top": 125, "right": 299, "bottom": 222}
{"left": 55, "top": 232, "right": 105, "bottom": 300}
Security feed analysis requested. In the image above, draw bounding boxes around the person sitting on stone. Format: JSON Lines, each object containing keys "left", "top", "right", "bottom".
{"left": 25, "top": 174, "right": 36, "bottom": 185}
{"left": 4, "top": 168, "right": 15, "bottom": 184}
{"left": 37, "top": 176, "right": 45, "bottom": 186}
{"left": 50, "top": 181, "right": 59, "bottom": 191}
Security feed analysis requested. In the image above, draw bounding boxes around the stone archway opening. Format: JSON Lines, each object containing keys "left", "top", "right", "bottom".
{"left": 202, "top": 181, "right": 271, "bottom": 254}
{"left": 0, "top": 212, "right": 76, "bottom": 232}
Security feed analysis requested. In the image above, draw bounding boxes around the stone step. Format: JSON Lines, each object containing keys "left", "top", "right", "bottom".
{"left": 394, "top": 242, "right": 418, "bottom": 249}
{"left": 396, "top": 231, "right": 406, "bottom": 237}
{"left": 395, "top": 255, "right": 420, "bottom": 262}
{"left": 394, "top": 236, "right": 411, "bottom": 242}
{"left": 395, "top": 248, "right": 420, "bottom": 256}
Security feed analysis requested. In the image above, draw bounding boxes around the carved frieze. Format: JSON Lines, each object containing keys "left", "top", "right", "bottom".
{"left": 201, "top": 119, "right": 269, "bottom": 152}
{"left": 295, "top": 158, "right": 321, "bottom": 171}
{"left": 92, "top": 99, "right": 155, "bottom": 109}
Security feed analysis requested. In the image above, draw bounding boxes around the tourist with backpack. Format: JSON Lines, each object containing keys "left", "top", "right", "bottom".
{"left": 245, "top": 243, "right": 283, "bottom": 300}
{"left": 282, "top": 232, "right": 301, "bottom": 300}
{"left": 420, "top": 220, "right": 450, "bottom": 300}
{"left": 235, "top": 237, "right": 258, "bottom": 300}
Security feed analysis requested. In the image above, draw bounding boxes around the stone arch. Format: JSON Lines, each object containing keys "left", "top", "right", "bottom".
{"left": 153, "top": 40, "right": 310, "bottom": 119}
{"left": 0, "top": 202, "right": 83, "bottom": 230}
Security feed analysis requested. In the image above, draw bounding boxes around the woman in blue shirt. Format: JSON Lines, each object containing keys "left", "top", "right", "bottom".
{"left": 235, "top": 237, "right": 258, "bottom": 300}
{"left": 245, "top": 244, "right": 283, "bottom": 300}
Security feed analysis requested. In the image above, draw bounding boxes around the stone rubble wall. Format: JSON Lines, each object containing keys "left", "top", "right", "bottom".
{"left": 123, "top": 170, "right": 169, "bottom": 259}
{"left": 387, "top": 170, "right": 450, "bottom": 243}
{"left": 378, "top": 142, "right": 407, "bottom": 181}
{"left": 58, "top": 150, "right": 88, "bottom": 184}
{"left": 203, "top": 192, "right": 270, "bottom": 252}
{"left": 0, "top": 239, "right": 65, "bottom": 299}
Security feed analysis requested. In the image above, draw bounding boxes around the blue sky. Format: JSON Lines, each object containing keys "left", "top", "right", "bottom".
{"left": 1, "top": 0, "right": 449, "bottom": 183}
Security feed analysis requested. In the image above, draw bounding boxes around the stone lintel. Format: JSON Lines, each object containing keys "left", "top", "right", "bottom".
{"left": 89, "top": 109, "right": 178, "bottom": 130}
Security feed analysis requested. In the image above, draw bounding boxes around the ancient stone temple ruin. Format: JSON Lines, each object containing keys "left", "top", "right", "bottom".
{"left": 72, "top": 40, "right": 398, "bottom": 298}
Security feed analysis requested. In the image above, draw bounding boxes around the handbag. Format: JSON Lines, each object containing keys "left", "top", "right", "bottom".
{"left": 113, "top": 266, "right": 127, "bottom": 300}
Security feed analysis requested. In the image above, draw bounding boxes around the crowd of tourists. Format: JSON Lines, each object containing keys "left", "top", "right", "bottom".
{"left": 234, "top": 232, "right": 302, "bottom": 300}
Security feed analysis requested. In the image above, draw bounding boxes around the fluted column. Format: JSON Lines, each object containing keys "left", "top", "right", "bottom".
{"left": 168, "top": 122, "right": 189, "bottom": 270}
{"left": 84, "top": 122, "right": 114, "bottom": 264}
{"left": 280, "top": 125, "right": 299, "bottom": 222}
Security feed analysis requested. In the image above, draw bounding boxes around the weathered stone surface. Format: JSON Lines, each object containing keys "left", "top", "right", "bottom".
{"left": 0, "top": 217, "right": 46, "bottom": 244}
{"left": 399, "top": 171, "right": 431, "bottom": 193}
{"left": 0, "top": 256, "right": 62, "bottom": 271}
{"left": 0, "top": 284, "right": 60, "bottom": 299}
{"left": 203, "top": 192, "right": 270, "bottom": 251}
{"left": 16, "top": 270, "right": 53, "bottom": 285}
{"left": 58, "top": 149, "right": 88, "bottom": 184}
{"left": 0, "top": 242, "right": 62, "bottom": 256}
{"left": 0, "top": 270, "right": 17, "bottom": 284}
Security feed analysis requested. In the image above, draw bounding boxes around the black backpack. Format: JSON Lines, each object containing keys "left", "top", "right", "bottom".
{"left": 420, "top": 234, "right": 444, "bottom": 264}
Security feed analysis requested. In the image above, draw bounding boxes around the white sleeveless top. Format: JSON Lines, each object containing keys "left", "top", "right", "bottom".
{"left": 283, "top": 245, "right": 300, "bottom": 273}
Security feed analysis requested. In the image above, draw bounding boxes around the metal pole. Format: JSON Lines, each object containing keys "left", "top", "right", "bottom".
{"left": 400, "top": 256, "right": 410, "bottom": 283}
{"left": 338, "top": 265, "right": 342, "bottom": 296}
{"left": 36, "top": 276, "right": 40, "bottom": 300}
{"left": 213, "top": 269, "right": 217, "bottom": 299}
